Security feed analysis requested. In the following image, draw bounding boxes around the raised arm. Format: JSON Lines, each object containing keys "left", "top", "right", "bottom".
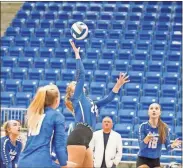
{"left": 165, "top": 127, "right": 181, "bottom": 151}
{"left": 95, "top": 72, "right": 129, "bottom": 108}
{"left": 69, "top": 40, "right": 85, "bottom": 103}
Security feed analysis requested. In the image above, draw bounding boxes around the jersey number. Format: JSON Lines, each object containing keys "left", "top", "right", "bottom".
{"left": 148, "top": 137, "right": 158, "bottom": 149}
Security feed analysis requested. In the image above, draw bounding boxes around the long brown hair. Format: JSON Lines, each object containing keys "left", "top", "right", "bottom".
{"left": 27, "top": 84, "right": 59, "bottom": 131}
{"left": 158, "top": 117, "right": 168, "bottom": 144}
{"left": 65, "top": 81, "right": 76, "bottom": 113}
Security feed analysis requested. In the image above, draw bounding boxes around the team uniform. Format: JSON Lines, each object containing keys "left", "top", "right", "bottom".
{"left": 0, "top": 136, "right": 22, "bottom": 168}
{"left": 137, "top": 121, "right": 173, "bottom": 168}
{"left": 17, "top": 107, "right": 68, "bottom": 168}
{"left": 71, "top": 59, "right": 117, "bottom": 130}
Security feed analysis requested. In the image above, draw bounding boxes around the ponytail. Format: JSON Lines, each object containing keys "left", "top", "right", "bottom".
{"left": 65, "top": 81, "right": 75, "bottom": 113}
{"left": 27, "top": 87, "right": 46, "bottom": 132}
{"left": 158, "top": 117, "right": 168, "bottom": 144}
{"left": 3, "top": 121, "right": 10, "bottom": 136}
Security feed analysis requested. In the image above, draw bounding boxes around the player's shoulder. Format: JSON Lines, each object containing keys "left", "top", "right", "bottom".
{"left": 1, "top": 136, "right": 10, "bottom": 145}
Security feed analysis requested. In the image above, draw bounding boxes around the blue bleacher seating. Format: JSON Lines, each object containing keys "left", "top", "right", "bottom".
{"left": 9, "top": 47, "right": 24, "bottom": 57}
{"left": 21, "top": 80, "right": 38, "bottom": 93}
{"left": 139, "top": 96, "right": 158, "bottom": 110}
{"left": 28, "top": 68, "right": 44, "bottom": 80}
{"left": 114, "top": 60, "right": 129, "bottom": 72}
{"left": 142, "top": 84, "right": 160, "bottom": 97}
{"left": 159, "top": 97, "right": 177, "bottom": 112}
{"left": 147, "top": 61, "right": 163, "bottom": 72}
{"left": 61, "top": 69, "right": 75, "bottom": 81}
{"left": 54, "top": 19, "right": 67, "bottom": 29}
{"left": 26, "top": 19, "right": 39, "bottom": 28}
{"left": 48, "top": 2, "right": 61, "bottom": 11}
{"left": 15, "top": 92, "right": 32, "bottom": 107}
{"left": 114, "top": 123, "right": 133, "bottom": 138}
{"left": 18, "top": 57, "right": 33, "bottom": 68}
{"left": 120, "top": 96, "right": 139, "bottom": 110}
{"left": 118, "top": 109, "right": 136, "bottom": 123}
{"left": 112, "top": 21, "right": 124, "bottom": 30}
{"left": 161, "top": 84, "right": 178, "bottom": 98}
{"left": 137, "top": 110, "right": 149, "bottom": 123}
{"left": 5, "top": 27, "right": 20, "bottom": 37}
{"left": 130, "top": 60, "right": 146, "bottom": 72}
{"left": 1, "top": 46, "right": 9, "bottom": 57}
{"left": 98, "top": 59, "right": 113, "bottom": 70}
{"left": 163, "top": 72, "right": 179, "bottom": 85}
{"left": 14, "top": 37, "right": 29, "bottom": 47}
{"left": 50, "top": 58, "right": 64, "bottom": 69}
{"left": 124, "top": 83, "right": 141, "bottom": 96}
{"left": 90, "top": 82, "right": 106, "bottom": 96}
{"left": 93, "top": 70, "right": 109, "bottom": 83}
{"left": 50, "top": 28, "right": 63, "bottom": 38}
{"left": 82, "top": 58, "right": 97, "bottom": 70}
{"left": 1, "top": 37, "right": 14, "bottom": 47}
{"left": 145, "top": 72, "right": 161, "bottom": 84}
{"left": 24, "top": 47, "right": 39, "bottom": 58}
{"left": 38, "top": 80, "right": 55, "bottom": 86}
{"left": 128, "top": 71, "right": 144, "bottom": 84}
{"left": 1, "top": 92, "right": 15, "bottom": 106}
{"left": 1, "top": 67, "right": 11, "bottom": 79}
{"left": 34, "top": 57, "right": 48, "bottom": 68}
{"left": 5, "top": 79, "right": 21, "bottom": 92}
{"left": 39, "top": 47, "right": 54, "bottom": 58}
{"left": 44, "top": 69, "right": 60, "bottom": 81}
{"left": 150, "top": 50, "right": 165, "bottom": 61}
{"left": 12, "top": 68, "right": 27, "bottom": 80}
{"left": 2, "top": 57, "right": 17, "bottom": 68}
{"left": 161, "top": 111, "right": 174, "bottom": 125}
{"left": 40, "top": 19, "right": 53, "bottom": 28}
{"left": 35, "top": 28, "right": 49, "bottom": 38}
{"left": 31, "top": 10, "right": 44, "bottom": 20}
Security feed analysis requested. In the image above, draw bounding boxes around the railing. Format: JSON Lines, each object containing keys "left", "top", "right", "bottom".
{"left": 1, "top": 108, "right": 182, "bottom": 164}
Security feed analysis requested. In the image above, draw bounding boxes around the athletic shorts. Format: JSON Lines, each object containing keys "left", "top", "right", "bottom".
{"left": 136, "top": 156, "right": 160, "bottom": 168}
{"left": 67, "top": 122, "right": 93, "bottom": 148}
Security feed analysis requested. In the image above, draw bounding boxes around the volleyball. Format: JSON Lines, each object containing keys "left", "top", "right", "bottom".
{"left": 71, "top": 22, "right": 88, "bottom": 40}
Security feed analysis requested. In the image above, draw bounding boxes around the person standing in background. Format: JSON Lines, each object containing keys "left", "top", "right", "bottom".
{"left": 90, "top": 116, "right": 122, "bottom": 168}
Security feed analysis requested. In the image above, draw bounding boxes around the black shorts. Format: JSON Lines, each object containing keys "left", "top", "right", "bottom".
{"left": 136, "top": 156, "right": 160, "bottom": 168}
{"left": 67, "top": 122, "right": 93, "bottom": 148}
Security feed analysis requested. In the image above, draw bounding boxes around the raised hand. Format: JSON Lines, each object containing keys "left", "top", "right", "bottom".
{"left": 116, "top": 72, "right": 130, "bottom": 87}
{"left": 112, "top": 72, "right": 130, "bottom": 93}
{"left": 69, "top": 39, "right": 80, "bottom": 59}
{"left": 171, "top": 138, "right": 182, "bottom": 148}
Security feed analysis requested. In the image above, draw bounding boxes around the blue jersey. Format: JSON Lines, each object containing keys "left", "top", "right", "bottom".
{"left": 0, "top": 136, "right": 22, "bottom": 168}
{"left": 138, "top": 121, "right": 173, "bottom": 159}
{"left": 18, "top": 107, "right": 68, "bottom": 168}
{"left": 71, "top": 60, "right": 116, "bottom": 129}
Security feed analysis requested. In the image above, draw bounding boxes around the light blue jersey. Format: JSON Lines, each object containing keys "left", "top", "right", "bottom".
{"left": 18, "top": 107, "right": 68, "bottom": 168}
{"left": 0, "top": 136, "right": 22, "bottom": 168}
{"left": 138, "top": 121, "right": 173, "bottom": 159}
{"left": 72, "top": 60, "right": 117, "bottom": 129}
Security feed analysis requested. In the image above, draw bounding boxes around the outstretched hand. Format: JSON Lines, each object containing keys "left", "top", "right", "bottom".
{"left": 69, "top": 39, "right": 80, "bottom": 59}
{"left": 171, "top": 138, "right": 182, "bottom": 148}
{"left": 112, "top": 72, "right": 130, "bottom": 93}
{"left": 116, "top": 72, "right": 130, "bottom": 87}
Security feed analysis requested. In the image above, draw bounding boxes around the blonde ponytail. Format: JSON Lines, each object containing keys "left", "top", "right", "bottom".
{"left": 27, "top": 84, "right": 59, "bottom": 132}
{"left": 27, "top": 87, "right": 46, "bottom": 131}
